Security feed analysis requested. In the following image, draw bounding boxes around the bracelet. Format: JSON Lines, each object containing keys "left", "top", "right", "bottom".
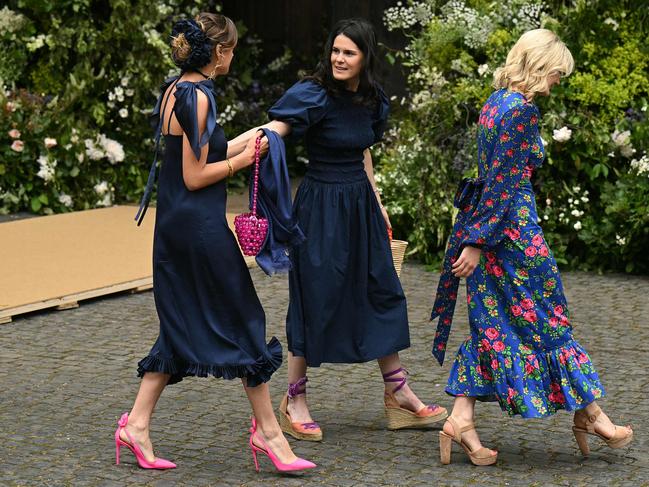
{"left": 373, "top": 187, "right": 381, "bottom": 195}
{"left": 226, "top": 158, "right": 233, "bottom": 178}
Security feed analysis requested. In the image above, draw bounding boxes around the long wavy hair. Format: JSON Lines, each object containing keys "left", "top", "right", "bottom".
{"left": 305, "top": 18, "right": 382, "bottom": 108}
{"left": 493, "top": 29, "right": 574, "bottom": 101}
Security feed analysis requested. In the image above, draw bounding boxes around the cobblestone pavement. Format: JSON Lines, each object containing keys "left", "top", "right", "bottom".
{"left": 1, "top": 264, "right": 647, "bottom": 486}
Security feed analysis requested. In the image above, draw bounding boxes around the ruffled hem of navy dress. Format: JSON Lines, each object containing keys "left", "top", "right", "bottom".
{"left": 137, "top": 337, "right": 283, "bottom": 387}
{"left": 445, "top": 337, "right": 605, "bottom": 418}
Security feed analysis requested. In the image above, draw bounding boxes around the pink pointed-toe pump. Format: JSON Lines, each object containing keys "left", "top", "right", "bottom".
{"left": 114, "top": 412, "right": 176, "bottom": 469}
{"left": 248, "top": 417, "right": 317, "bottom": 473}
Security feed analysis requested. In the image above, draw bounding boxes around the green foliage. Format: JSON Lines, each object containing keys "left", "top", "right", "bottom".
{"left": 0, "top": 1, "right": 296, "bottom": 214}
{"left": 377, "top": 0, "right": 649, "bottom": 273}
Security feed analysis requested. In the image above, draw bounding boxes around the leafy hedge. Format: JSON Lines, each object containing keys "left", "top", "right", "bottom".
{"left": 375, "top": 0, "right": 649, "bottom": 273}
{"left": 1, "top": 0, "right": 294, "bottom": 214}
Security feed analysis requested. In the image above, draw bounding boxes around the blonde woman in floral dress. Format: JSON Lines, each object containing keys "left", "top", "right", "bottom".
{"left": 430, "top": 29, "right": 633, "bottom": 465}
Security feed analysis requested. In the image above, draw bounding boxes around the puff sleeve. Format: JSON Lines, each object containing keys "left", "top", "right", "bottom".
{"left": 268, "top": 80, "right": 329, "bottom": 139}
{"left": 371, "top": 86, "right": 390, "bottom": 144}
{"left": 173, "top": 81, "right": 218, "bottom": 161}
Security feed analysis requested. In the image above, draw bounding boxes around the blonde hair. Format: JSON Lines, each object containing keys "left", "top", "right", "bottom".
{"left": 493, "top": 29, "right": 574, "bottom": 101}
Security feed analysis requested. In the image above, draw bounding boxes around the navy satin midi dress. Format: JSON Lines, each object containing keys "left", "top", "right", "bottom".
{"left": 269, "top": 79, "right": 410, "bottom": 367}
{"left": 137, "top": 76, "right": 282, "bottom": 386}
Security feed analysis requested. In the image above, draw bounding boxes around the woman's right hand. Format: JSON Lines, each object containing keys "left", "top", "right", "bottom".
{"left": 240, "top": 132, "right": 269, "bottom": 167}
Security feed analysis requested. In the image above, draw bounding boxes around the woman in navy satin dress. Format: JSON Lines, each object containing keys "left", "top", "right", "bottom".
{"left": 233, "top": 19, "right": 447, "bottom": 440}
{"left": 114, "top": 13, "right": 315, "bottom": 473}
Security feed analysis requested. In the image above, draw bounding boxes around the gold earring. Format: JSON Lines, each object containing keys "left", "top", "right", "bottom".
{"left": 209, "top": 61, "right": 222, "bottom": 79}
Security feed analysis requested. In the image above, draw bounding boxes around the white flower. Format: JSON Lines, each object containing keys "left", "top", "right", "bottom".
{"left": 573, "top": 221, "right": 582, "bottom": 231}
{"left": 98, "top": 134, "right": 125, "bottom": 164}
{"left": 114, "top": 86, "right": 124, "bottom": 97}
{"left": 97, "top": 194, "right": 113, "bottom": 207}
{"left": 125, "top": 89, "right": 134, "bottom": 97}
{"left": 36, "top": 154, "right": 57, "bottom": 182}
{"left": 630, "top": 153, "right": 649, "bottom": 176}
{"left": 94, "top": 181, "right": 109, "bottom": 195}
{"left": 603, "top": 17, "right": 619, "bottom": 30}
{"left": 572, "top": 186, "right": 581, "bottom": 193}
{"left": 118, "top": 108, "right": 128, "bottom": 118}
{"left": 581, "top": 196, "right": 589, "bottom": 203}
{"left": 77, "top": 152, "right": 85, "bottom": 163}
{"left": 477, "top": 63, "right": 489, "bottom": 76}
{"left": 85, "top": 138, "right": 105, "bottom": 160}
{"left": 58, "top": 193, "right": 73, "bottom": 207}
{"left": 611, "top": 129, "right": 631, "bottom": 147}
{"left": 545, "top": 198, "right": 552, "bottom": 206}
{"left": 8, "top": 129, "right": 20, "bottom": 139}
{"left": 543, "top": 215, "right": 549, "bottom": 221}
{"left": 620, "top": 145, "right": 635, "bottom": 158}
{"left": 10, "top": 140, "right": 24, "bottom": 152}
{"left": 120, "top": 76, "right": 130, "bottom": 87}
{"left": 44, "top": 137, "right": 57, "bottom": 148}
{"left": 615, "top": 234, "right": 626, "bottom": 246}
{"left": 571, "top": 209, "right": 581, "bottom": 217}
{"left": 552, "top": 126, "right": 572, "bottom": 142}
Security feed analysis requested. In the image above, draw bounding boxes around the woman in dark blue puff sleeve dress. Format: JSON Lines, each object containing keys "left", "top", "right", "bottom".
{"left": 252, "top": 19, "right": 447, "bottom": 440}
{"left": 114, "top": 13, "right": 315, "bottom": 473}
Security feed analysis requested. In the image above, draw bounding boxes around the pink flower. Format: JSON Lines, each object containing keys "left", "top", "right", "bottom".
{"left": 525, "top": 363, "right": 535, "bottom": 374}
{"left": 493, "top": 341, "right": 505, "bottom": 352}
{"left": 485, "top": 252, "right": 497, "bottom": 263}
{"left": 550, "top": 382, "right": 561, "bottom": 393}
{"left": 8, "top": 129, "right": 21, "bottom": 139}
{"left": 485, "top": 328, "right": 499, "bottom": 340}
{"left": 554, "top": 305, "right": 564, "bottom": 316}
{"left": 487, "top": 118, "right": 495, "bottom": 129}
{"left": 492, "top": 265, "right": 504, "bottom": 277}
{"left": 521, "top": 298, "right": 534, "bottom": 310}
{"left": 525, "top": 246, "right": 537, "bottom": 257}
{"left": 539, "top": 245, "right": 549, "bottom": 257}
{"left": 532, "top": 234, "right": 543, "bottom": 246}
{"left": 5, "top": 101, "right": 16, "bottom": 112}
{"left": 578, "top": 353, "right": 589, "bottom": 364}
{"left": 44, "top": 137, "right": 57, "bottom": 149}
{"left": 523, "top": 310, "right": 537, "bottom": 323}
{"left": 560, "top": 315, "right": 570, "bottom": 326}
{"left": 480, "top": 339, "right": 492, "bottom": 351}
{"left": 549, "top": 317, "right": 559, "bottom": 328}
{"left": 511, "top": 305, "right": 523, "bottom": 316}
{"left": 491, "top": 359, "right": 499, "bottom": 369}
{"left": 10, "top": 140, "right": 24, "bottom": 152}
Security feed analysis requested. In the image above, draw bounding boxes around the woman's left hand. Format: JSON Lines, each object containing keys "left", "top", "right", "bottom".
{"left": 381, "top": 205, "right": 392, "bottom": 230}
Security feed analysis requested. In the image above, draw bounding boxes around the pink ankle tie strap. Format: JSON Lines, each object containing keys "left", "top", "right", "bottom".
{"left": 382, "top": 367, "right": 408, "bottom": 393}
{"left": 287, "top": 376, "right": 309, "bottom": 399}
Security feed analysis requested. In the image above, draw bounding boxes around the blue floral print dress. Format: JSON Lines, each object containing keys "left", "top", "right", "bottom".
{"left": 430, "top": 89, "right": 605, "bottom": 418}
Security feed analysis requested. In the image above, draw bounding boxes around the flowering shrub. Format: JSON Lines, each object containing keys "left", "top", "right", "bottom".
{"left": 0, "top": 1, "right": 295, "bottom": 214}
{"left": 376, "top": 0, "right": 649, "bottom": 273}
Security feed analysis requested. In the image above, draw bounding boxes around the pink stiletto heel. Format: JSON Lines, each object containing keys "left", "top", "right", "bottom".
{"left": 248, "top": 417, "right": 317, "bottom": 473}
{"left": 114, "top": 412, "right": 177, "bottom": 469}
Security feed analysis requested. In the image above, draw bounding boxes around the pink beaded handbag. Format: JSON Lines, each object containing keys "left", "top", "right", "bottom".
{"left": 234, "top": 136, "right": 269, "bottom": 256}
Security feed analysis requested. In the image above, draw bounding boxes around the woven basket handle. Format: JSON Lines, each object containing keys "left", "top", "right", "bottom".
{"left": 251, "top": 136, "right": 262, "bottom": 216}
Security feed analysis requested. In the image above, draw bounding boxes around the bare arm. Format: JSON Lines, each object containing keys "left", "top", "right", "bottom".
{"left": 226, "top": 120, "right": 292, "bottom": 157}
{"left": 363, "top": 148, "right": 391, "bottom": 229}
{"left": 182, "top": 92, "right": 256, "bottom": 191}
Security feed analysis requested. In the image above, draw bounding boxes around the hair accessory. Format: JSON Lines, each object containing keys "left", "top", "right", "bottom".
{"left": 170, "top": 19, "right": 213, "bottom": 71}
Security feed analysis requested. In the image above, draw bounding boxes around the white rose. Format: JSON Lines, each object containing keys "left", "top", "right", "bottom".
{"left": 552, "top": 126, "right": 572, "bottom": 143}
{"left": 119, "top": 108, "right": 128, "bottom": 118}
{"left": 44, "top": 137, "right": 57, "bottom": 148}
{"left": 10, "top": 140, "right": 24, "bottom": 152}
{"left": 58, "top": 193, "right": 73, "bottom": 207}
{"left": 94, "top": 181, "right": 109, "bottom": 195}
{"left": 573, "top": 221, "right": 582, "bottom": 230}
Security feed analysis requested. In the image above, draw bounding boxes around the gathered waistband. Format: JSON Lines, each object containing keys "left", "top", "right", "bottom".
{"left": 305, "top": 161, "right": 368, "bottom": 184}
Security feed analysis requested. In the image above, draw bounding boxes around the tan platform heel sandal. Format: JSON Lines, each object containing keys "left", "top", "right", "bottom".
{"left": 572, "top": 405, "right": 633, "bottom": 456}
{"left": 383, "top": 367, "right": 447, "bottom": 430}
{"left": 439, "top": 417, "right": 498, "bottom": 466}
{"left": 277, "top": 376, "right": 323, "bottom": 442}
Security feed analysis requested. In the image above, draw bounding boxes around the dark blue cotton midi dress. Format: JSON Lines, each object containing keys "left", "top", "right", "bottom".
{"left": 136, "top": 76, "right": 282, "bottom": 386}
{"left": 269, "top": 79, "right": 410, "bottom": 367}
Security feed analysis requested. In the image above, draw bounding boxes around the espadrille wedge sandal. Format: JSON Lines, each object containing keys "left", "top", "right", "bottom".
{"left": 277, "top": 376, "right": 323, "bottom": 442}
{"left": 382, "top": 367, "right": 447, "bottom": 430}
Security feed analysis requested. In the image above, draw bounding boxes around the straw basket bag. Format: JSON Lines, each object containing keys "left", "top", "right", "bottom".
{"left": 387, "top": 228, "right": 408, "bottom": 277}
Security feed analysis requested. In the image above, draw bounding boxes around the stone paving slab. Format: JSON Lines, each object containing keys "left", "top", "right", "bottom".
{"left": 1, "top": 264, "right": 647, "bottom": 486}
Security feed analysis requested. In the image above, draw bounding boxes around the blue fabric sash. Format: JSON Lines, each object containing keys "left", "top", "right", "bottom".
{"left": 430, "top": 177, "right": 485, "bottom": 365}
{"left": 252, "top": 128, "right": 305, "bottom": 275}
